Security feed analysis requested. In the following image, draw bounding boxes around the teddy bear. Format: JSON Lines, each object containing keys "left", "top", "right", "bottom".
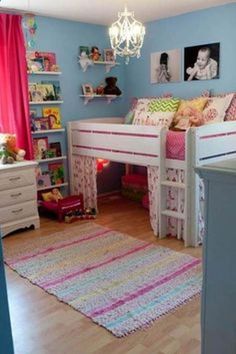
{"left": 172, "top": 106, "right": 204, "bottom": 130}
{"left": 103, "top": 77, "right": 122, "bottom": 96}
{"left": 0, "top": 133, "right": 26, "bottom": 162}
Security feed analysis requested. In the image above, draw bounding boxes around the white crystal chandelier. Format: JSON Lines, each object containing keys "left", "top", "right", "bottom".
{"left": 109, "top": 6, "right": 145, "bottom": 64}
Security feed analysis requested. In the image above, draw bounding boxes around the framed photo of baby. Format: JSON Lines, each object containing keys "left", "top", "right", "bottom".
{"left": 184, "top": 42, "right": 220, "bottom": 81}
{"left": 150, "top": 48, "right": 181, "bottom": 84}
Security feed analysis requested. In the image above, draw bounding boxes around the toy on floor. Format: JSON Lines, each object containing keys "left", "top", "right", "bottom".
{"left": 40, "top": 188, "right": 85, "bottom": 222}
{"left": 64, "top": 207, "right": 97, "bottom": 223}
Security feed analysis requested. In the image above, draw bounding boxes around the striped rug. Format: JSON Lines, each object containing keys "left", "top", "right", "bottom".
{"left": 4, "top": 223, "right": 202, "bottom": 337}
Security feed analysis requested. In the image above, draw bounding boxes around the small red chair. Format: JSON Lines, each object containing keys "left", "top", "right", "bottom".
{"left": 40, "top": 194, "right": 84, "bottom": 221}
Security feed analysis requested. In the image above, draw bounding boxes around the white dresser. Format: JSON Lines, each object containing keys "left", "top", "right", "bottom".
{"left": 0, "top": 161, "right": 40, "bottom": 237}
{"left": 196, "top": 159, "right": 236, "bottom": 354}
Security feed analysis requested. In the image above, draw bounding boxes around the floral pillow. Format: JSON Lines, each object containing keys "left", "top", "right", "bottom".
{"left": 132, "top": 97, "right": 179, "bottom": 128}
{"left": 172, "top": 97, "right": 208, "bottom": 130}
{"left": 203, "top": 94, "right": 234, "bottom": 125}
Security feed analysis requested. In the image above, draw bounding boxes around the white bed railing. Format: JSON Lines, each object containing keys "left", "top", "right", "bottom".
{"left": 67, "top": 118, "right": 236, "bottom": 247}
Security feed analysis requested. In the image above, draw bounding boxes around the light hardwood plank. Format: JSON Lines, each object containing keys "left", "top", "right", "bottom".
{"left": 3, "top": 196, "right": 201, "bottom": 354}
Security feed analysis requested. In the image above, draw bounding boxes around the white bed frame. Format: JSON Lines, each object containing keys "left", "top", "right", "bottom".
{"left": 68, "top": 117, "right": 236, "bottom": 247}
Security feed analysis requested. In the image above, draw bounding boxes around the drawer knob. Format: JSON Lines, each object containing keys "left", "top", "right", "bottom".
{"left": 11, "top": 208, "right": 23, "bottom": 214}
{"left": 11, "top": 193, "right": 22, "bottom": 198}
{"left": 9, "top": 177, "right": 21, "bottom": 182}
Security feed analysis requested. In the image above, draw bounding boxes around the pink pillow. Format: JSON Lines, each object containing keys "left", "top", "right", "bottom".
{"left": 225, "top": 94, "right": 236, "bottom": 121}
{"left": 203, "top": 94, "right": 234, "bottom": 125}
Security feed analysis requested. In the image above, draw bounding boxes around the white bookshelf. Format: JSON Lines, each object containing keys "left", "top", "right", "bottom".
{"left": 29, "top": 101, "right": 63, "bottom": 105}
{"left": 37, "top": 182, "right": 68, "bottom": 192}
{"left": 37, "top": 156, "right": 67, "bottom": 164}
{"left": 27, "top": 71, "right": 62, "bottom": 75}
{"left": 32, "top": 128, "right": 65, "bottom": 135}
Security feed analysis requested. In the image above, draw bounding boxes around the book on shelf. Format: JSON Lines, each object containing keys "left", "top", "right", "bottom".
{"left": 36, "top": 173, "right": 51, "bottom": 189}
{"left": 33, "top": 136, "right": 49, "bottom": 160}
{"left": 42, "top": 107, "right": 62, "bottom": 129}
{"left": 41, "top": 80, "right": 62, "bottom": 100}
{"left": 36, "top": 84, "right": 56, "bottom": 101}
{"left": 27, "top": 51, "right": 57, "bottom": 72}
{"left": 48, "top": 162, "right": 65, "bottom": 185}
{"left": 49, "top": 142, "right": 62, "bottom": 157}
{"left": 37, "top": 51, "right": 56, "bottom": 71}
{"left": 27, "top": 51, "right": 44, "bottom": 72}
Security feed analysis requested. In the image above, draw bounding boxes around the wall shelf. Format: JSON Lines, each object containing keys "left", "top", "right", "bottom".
{"left": 28, "top": 71, "right": 62, "bottom": 75}
{"left": 79, "top": 59, "right": 120, "bottom": 73}
{"left": 93, "top": 61, "right": 120, "bottom": 73}
{"left": 80, "top": 94, "right": 120, "bottom": 105}
{"left": 29, "top": 101, "right": 63, "bottom": 105}
{"left": 37, "top": 182, "right": 68, "bottom": 192}
{"left": 37, "top": 156, "right": 67, "bottom": 163}
{"left": 31, "top": 128, "right": 65, "bottom": 135}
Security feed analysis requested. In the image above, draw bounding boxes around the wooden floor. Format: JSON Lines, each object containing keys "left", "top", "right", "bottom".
{"left": 3, "top": 196, "right": 202, "bottom": 354}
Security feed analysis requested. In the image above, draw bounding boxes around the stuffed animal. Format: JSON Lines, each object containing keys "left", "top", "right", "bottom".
{"left": 41, "top": 188, "right": 63, "bottom": 203}
{"left": 172, "top": 106, "right": 204, "bottom": 130}
{"left": 0, "top": 134, "right": 26, "bottom": 162}
{"left": 0, "top": 142, "right": 14, "bottom": 164}
{"left": 103, "top": 77, "right": 122, "bottom": 96}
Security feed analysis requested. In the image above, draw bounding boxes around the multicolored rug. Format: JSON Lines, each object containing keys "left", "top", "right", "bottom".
{"left": 4, "top": 223, "right": 202, "bottom": 337}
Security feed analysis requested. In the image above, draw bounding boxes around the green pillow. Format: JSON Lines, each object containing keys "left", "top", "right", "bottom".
{"left": 148, "top": 98, "right": 180, "bottom": 113}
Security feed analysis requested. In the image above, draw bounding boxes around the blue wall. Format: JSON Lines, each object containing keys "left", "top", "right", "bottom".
{"left": 124, "top": 3, "right": 236, "bottom": 109}
{"left": 26, "top": 16, "right": 126, "bottom": 194}
{"left": 27, "top": 4, "right": 236, "bottom": 193}
{"left": 28, "top": 16, "right": 125, "bottom": 124}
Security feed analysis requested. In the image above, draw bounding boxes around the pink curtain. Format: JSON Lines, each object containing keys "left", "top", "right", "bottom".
{"left": 0, "top": 14, "right": 33, "bottom": 159}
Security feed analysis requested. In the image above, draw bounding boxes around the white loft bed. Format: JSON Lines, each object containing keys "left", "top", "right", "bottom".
{"left": 67, "top": 117, "right": 236, "bottom": 247}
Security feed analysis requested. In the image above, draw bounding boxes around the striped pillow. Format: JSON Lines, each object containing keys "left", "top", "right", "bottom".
{"left": 148, "top": 98, "right": 180, "bottom": 113}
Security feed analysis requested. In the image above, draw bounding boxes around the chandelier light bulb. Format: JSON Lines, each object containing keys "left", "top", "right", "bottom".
{"left": 109, "top": 6, "right": 145, "bottom": 64}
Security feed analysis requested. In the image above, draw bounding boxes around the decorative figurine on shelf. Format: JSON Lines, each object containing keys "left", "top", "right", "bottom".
{"left": 96, "top": 83, "right": 105, "bottom": 95}
{"left": 79, "top": 51, "right": 93, "bottom": 72}
{"left": 90, "top": 46, "right": 101, "bottom": 61}
{"left": 103, "top": 77, "right": 122, "bottom": 96}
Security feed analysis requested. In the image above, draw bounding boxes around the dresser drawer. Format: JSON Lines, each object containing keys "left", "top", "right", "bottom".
{"left": 0, "top": 201, "right": 38, "bottom": 224}
{"left": 0, "top": 169, "right": 35, "bottom": 191}
{"left": 0, "top": 186, "right": 36, "bottom": 208}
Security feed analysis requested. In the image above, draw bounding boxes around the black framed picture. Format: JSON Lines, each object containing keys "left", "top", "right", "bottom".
{"left": 184, "top": 42, "right": 220, "bottom": 81}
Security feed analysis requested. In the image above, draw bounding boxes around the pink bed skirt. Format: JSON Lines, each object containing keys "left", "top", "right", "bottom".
{"left": 166, "top": 130, "right": 185, "bottom": 161}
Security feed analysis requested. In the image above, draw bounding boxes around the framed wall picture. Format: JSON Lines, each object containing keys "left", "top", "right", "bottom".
{"left": 184, "top": 42, "right": 220, "bottom": 81}
{"left": 82, "top": 83, "right": 93, "bottom": 95}
{"left": 150, "top": 49, "right": 181, "bottom": 84}
{"left": 104, "top": 48, "right": 115, "bottom": 62}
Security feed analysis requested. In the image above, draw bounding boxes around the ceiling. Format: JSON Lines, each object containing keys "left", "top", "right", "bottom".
{"left": 0, "top": 0, "right": 235, "bottom": 25}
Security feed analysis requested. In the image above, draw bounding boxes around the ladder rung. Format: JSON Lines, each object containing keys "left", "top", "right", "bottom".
{"left": 161, "top": 209, "right": 185, "bottom": 220}
{"left": 161, "top": 181, "right": 185, "bottom": 189}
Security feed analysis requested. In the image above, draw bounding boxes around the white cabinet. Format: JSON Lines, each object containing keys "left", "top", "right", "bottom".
{"left": 0, "top": 161, "right": 40, "bottom": 238}
{"left": 196, "top": 159, "right": 236, "bottom": 354}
